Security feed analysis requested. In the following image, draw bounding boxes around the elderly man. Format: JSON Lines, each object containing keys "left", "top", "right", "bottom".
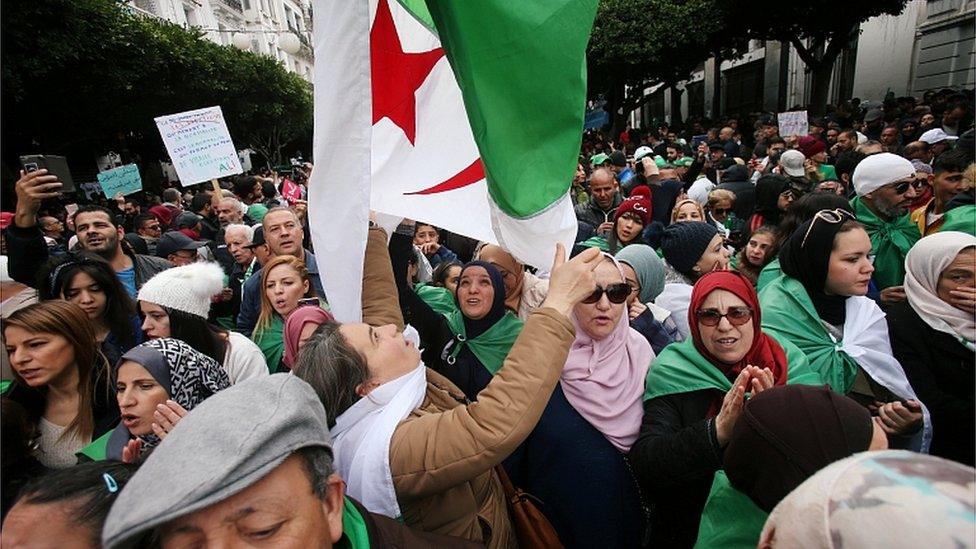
{"left": 851, "top": 152, "right": 923, "bottom": 304}
{"left": 215, "top": 197, "right": 246, "bottom": 228}
{"left": 101, "top": 375, "right": 476, "bottom": 548}
{"left": 919, "top": 128, "right": 959, "bottom": 159}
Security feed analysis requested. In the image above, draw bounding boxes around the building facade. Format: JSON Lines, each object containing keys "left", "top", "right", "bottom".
{"left": 126, "top": 0, "right": 314, "bottom": 81}
{"left": 630, "top": 0, "right": 974, "bottom": 125}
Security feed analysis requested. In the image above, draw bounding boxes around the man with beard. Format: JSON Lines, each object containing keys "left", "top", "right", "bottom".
{"left": 851, "top": 153, "right": 922, "bottom": 305}
{"left": 8, "top": 169, "right": 171, "bottom": 296}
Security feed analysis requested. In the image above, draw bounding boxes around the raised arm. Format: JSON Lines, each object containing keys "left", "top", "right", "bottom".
{"left": 361, "top": 226, "right": 404, "bottom": 331}
{"left": 389, "top": 245, "right": 602, "bottom": 497}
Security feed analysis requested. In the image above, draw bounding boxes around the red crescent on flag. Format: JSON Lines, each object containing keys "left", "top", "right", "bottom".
{"left": 404, "top": 158, "right": 485, "bottom": 195}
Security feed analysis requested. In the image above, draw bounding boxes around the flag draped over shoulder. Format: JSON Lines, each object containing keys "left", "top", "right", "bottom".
{"left": 308, "top": 0, "right": 595, "bottom": 322}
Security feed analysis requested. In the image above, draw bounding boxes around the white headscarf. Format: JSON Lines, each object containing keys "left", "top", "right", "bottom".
{"left": 904, "top": 231, "right": 976, "bottom": 345}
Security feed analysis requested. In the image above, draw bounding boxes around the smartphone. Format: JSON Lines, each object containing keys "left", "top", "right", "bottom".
{"left": 20, "top": 155, "right": 76, "bottom": 193}
{"left": 691, "top": 134, "right": 708, "bottom": 149}
{"left": 296, "top": 297, "right": 320, "bottom": 308}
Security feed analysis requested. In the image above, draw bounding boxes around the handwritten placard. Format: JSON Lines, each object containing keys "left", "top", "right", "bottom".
{"left": 154, "top": 106, "right": 243, "bottom": 186}
{"left": 281, "top": 178, "right": 303, "bottom": 204}
{"left": 97, "top": 164, "right": 143, "bottom": 197}
{"left": 777, "top": 110, "right": 809, "bottom": 137}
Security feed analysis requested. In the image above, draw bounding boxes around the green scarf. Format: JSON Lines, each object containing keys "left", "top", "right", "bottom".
{"left": 755, "top": 258, "right": 782, "bottom": 291}
{"left": 338, "top": 497, "right": 371, "bottom": 549}
{"left": 758, "top": 274, "right": 858, "bottom": 393}
{"left": 252, "top": 315, "right": 285, "bottom": 373}
{"left": 942, "top": 204, "right": 976, "bottom": 235}
{"left": 643, "top": 334, "right": 820, "bottom": 402}
{"left": 577, "top": 235, "right": 610, "bottom": 252}
{"left": 850, "top": 196, "right": 920, "bottom": 289}
{"left": 695, "top": 472, "right": 768, "bottom": 549}
{"left": 0, "top": 379, "right": 11, "bottom": 395}
{"left": 77, "top": 430, "right": 112, "bottom": 462}
{"left": 444, "top": 309, "right": 524, "bottom": 375}
{"left": 414, "top": 283, "right": 458, "bottom": 316}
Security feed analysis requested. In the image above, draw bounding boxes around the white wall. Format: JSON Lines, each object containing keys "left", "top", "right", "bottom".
{"left": 851, "top": 0, "right": 924, "bottom": 100}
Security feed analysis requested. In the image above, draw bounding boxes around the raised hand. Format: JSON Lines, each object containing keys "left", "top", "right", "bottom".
{"left": 540, "top": 244, "right": 602, "bottom": 316}
{"left": 14, "top": 169, "right": 62, "bottom": 228}
{"left": 151, "top": 400, "right": 189, "bottom": 440}
{"left": 715, "top": 368, "right": 750, "bottom": 446}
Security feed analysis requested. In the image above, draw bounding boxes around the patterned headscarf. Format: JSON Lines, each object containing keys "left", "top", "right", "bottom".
{"left": 107, "top": 338, "right": 230, "bottom": 460}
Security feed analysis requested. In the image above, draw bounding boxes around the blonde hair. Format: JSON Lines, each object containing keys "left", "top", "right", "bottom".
{"left": 671, "top": 199, "right": 706, "bottom": 223}
{"left": 254, "top": 255, "right": 315, "bottom": 335}
{"left": 706, "top": 189, "right": 736, "bottom": 211}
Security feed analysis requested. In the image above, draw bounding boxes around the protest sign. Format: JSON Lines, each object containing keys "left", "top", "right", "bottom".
{"left": 777, "top": 110, "right": 809, "bottom": 137}
{"left": 154, "top": 106, "right": 243, "bottom": 186}
{"left": 97, "top": 164, "right": 143, "bottom": 197}
{"left": 281, "top": 178, "right": 303, "bottom": 204}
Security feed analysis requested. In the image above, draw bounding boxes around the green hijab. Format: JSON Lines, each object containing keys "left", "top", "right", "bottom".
{"left": 253, "top": 315, "right": 285, "bottom": 373}
{"left": 758, "top": 274, "right": 859, "bottom": 393}
{"left": 850, "top": 196, "right": 920, "bottom": 289}
{"left": 695, "top": 472, "right": 768, "bottom": 549}
{"left": 415, "top": 283, "right": 458, "bottom": 316}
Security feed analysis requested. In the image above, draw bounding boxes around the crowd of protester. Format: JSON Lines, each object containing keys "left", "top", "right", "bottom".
{"left": 1, "top": 90, "right": 975, "bottom": 548}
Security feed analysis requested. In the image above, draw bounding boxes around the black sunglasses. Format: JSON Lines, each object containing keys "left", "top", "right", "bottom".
{"left": 582, "top": 283, "right": 631, "bottom": 304}
{"left": 695, "top": 307, "right": 753, "bottom": 327}
{"left": 890, "top": 178, "right": 925, "bottom": 195}
{"left": 712, "top": 207, "right": 731, "bottom": 216}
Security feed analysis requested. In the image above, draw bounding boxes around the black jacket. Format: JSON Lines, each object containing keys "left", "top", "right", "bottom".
{"left": 716, "top": 179, "right": 756, "bottom": 222}
{"left": 886, "top": 300, "right": 975, "bottom": 466}
{"left": 574, "top": 193, "right": 623, "bottom": 229}
{"left": 629, "top": 389, "right": 723, "bottom": 549}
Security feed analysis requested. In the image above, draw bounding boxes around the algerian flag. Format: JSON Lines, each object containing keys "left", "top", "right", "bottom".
{"left": 309, "top": 0, "right": 596, "bottom": 322}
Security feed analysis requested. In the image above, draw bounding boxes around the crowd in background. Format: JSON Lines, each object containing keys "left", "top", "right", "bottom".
{"left": 1, "top": 89, "right": 975, "bottom": 548}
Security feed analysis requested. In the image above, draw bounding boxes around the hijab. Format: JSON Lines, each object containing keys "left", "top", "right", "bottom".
{"left": 670, "top": 198, "right": 706, "bottom": 224}
{"left": 283, "top": 306, "right": 335, "bottom": 369}
{"left": 753, "top": 175, "right": 791, "bottom": 225}
{"left": 615, "top": 243, "right": 666, "bottom": 303}
{"left": 445, "top": 261, "right": 523, "bottom": 374}
{"left": 779, "top": 209, "right": 855, "bottom": 325}
{"left": 689, "top": 271, "right": 790, "bottom": 388}
{"left": 106, "top": 338, "right": 230, "bottom": 460}
{"left": 904, "top": 231, "right": 976, "bottom": 345}
{"left": 476, "top": 244, "right": 524, "bottom": 313}
{"left": 724, "top": 385, "right": 873, "bottom": 512}
{"left": 562, "top": 255, "right": 654, "bottom": 452}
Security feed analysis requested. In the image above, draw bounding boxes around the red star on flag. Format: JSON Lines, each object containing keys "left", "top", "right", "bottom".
{"left": 371, "top": 0, "right": 444, "bottom": 145}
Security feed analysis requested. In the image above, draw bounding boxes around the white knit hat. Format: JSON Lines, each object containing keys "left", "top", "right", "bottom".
{"left": 852, "top": 152, "right": 916, "bottom": 196}
{"left": 137, "top": 261, "right": 225, "bottom": 319}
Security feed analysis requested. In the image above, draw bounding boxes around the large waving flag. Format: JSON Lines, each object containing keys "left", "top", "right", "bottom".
{"left": 309, "top": 0, "right": 596, "bottom": 322}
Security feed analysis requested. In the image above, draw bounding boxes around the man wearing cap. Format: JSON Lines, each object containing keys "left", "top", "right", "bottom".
{"left": 910, "top": 149, "right": 971, "bottom": 236}
{"left": 9, "top": 170, "right": 171, "bottom": 296}
{"left": 919, "top": 128, "right": 959, "bottom": 159}
{"left": 101, "top": 375, "right": 477, "bottom": 549}
{"left": 796, "top": 135, "right": 838, "bottom": 182}
{"left": 851, "top": 152, "right": 922, "bottom": 302}
{"left": 862, "top": 108, "right": 884, "bottom": 141}
{"left": 610, "top": 150, "right": 635, "bottom": 187}
{"left": 574, "top": 167, "right": 622, "bottom": 235}
{"left": 156, "top": 230, "right": 207, "bottom": 267}
{"left": 589, "top": 152, "right": 612, "bottom": 170}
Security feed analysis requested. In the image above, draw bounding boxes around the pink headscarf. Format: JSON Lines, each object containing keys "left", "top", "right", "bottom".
{"left": 283, "top": 306, "right": 334, "bottom": 369}
{"left": 561, "top": 255, "right": 654, "bottom": 452}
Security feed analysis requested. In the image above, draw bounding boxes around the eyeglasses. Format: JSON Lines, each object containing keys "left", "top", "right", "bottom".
{"left": 581, "top": 283, "right": 631, "bottom": 304}
{"left": 889, "top": 178, "right": 926, "bottom": 195}
{"left": 801, "top": 208, "right": 855, "bottom": 248}
{"left": 695, "top": 307, "right": 753, "bottom": 327}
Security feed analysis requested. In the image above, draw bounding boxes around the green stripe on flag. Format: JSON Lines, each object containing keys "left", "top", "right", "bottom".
{"left": 425, "top": 0, "right": 598, "bottom": 218}
{"left": 397, "top": 0, "right": 437, "bottom": 34}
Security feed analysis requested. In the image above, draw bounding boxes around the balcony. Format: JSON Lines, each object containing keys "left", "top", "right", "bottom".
{"left": 215, "top": 0, "right": 244, "bottom": 13}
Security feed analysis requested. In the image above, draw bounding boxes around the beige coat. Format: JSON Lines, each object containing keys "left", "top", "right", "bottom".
{"left": 362, "top": 229, "right": 574, "bottom": 547}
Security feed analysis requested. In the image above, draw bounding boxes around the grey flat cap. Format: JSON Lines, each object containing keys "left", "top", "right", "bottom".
{"left": 102, "top": 374, "right": 332, "bottom": 549}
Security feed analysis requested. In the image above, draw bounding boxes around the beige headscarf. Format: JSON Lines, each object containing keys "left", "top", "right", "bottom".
{"left": 903, "top": 231, "right": 976, "bottom": 344}
{"left": 476, "top": 244, "right": 524, "bottom": 313}
{"left": 670, "top": 198, "right": 706, "bottom": 224}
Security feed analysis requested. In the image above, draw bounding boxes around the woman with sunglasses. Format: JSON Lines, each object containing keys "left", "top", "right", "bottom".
{"left": 503, "top": 253, "right": 653, "bottom": 547}
{"left": 630, "top": 270, "right": 818, "bottom": 549}
{"left": 749, "top": 175, "right": 794, "bottom": 232}
{"left": 759, "top": 209, "right": 931, "bottom": 452}
{"left": 390, "top": 225, "right": 524, "bottom": 401}
{"left": 656, "top": 221, "right": 732, "bottom": 340}
{"left": 294, "top": 223, "right": 603, "bottom": 547}
{"left": 887, "top": 232, "right": 976, "bottom": 465}
{"left": 705, "top": 189, "right": 735, "bottom": 236}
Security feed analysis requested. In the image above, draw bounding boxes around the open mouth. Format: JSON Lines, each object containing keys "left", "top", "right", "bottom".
{"left": 121, "top": 414, "right": 141, "bottom": 427}
{"left": 18, "top": 368, "right": 40, "bottom": 379}
{"left": 715, "top": 337, "right": 739, "bottom": 349}
{"left": 593, "top": 315, "right": 613, "bottom": 325}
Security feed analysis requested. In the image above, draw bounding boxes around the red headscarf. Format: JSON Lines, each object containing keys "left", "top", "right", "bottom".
{"left": 148, "top": 205, "right": 174, "bottom": 230}
{"left": 688, "top": 270, "right": 789, "bottom": 389}
{"left": 283, "top": 306, "right": 334, "bottom": 369}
